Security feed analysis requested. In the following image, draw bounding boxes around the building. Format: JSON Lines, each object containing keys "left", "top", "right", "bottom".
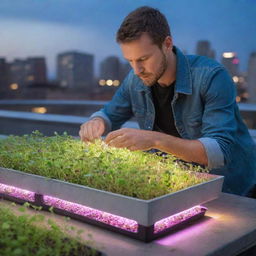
{"left": 100, "top": 56, "right": 121, "bottom": 81}
{"left": 221, "top": 52, "right": 239, "bottom": 77}
{"left": 196, "top": 40, "right": 215, "bottom": 59}
{"left": 8, "top": 59, "right": 27, "bottom": 90}
{"left": 7, "top": 57, "right": 47, "bottom": 91}
{"left": 57, "top": 51, "right": 94, "bottom": 89}
{"left": 25, "top": 57, "right": 47, "bottom": 85}
{"left": 0, "top": 58, "right": 8, "bottom": 91}
{"left": 99, "top": 56, "right": 131, "bottom": 89}
{"left": 247, "top": 52, "right": 256, "bottom": 103}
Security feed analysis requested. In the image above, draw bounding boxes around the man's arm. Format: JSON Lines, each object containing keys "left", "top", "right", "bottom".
{"left": 80, "top": 71, "right": 134, "bottom": 142}
{"left": 105, "top": 128, "right": 208, "bottom": 166}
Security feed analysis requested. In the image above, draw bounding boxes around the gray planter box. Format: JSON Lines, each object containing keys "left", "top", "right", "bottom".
{"left": 0, "top": 166, "right": 224, "bottom": 242}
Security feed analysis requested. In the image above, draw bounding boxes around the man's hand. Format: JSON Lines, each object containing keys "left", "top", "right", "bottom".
{"left": 79, "top": 118, "right": 105, "bottom": 142}
{"left": 105, "top": 128, "right": 208, "bottom": 166}
{"left": 105, "top": 128, "right": 156, "bottom": 151}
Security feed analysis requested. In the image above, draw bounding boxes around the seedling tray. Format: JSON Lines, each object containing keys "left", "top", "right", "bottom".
{"left": 0, "top": 167, "right": 223, "bottom": 242}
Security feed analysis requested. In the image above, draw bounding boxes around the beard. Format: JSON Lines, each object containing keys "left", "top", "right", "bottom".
{"left": 138, "top": 51, "right": 168, "bottom": 86}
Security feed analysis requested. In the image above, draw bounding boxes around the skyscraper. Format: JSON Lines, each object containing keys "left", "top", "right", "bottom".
{"left": 247, "top": 52, "right": 256, "bottom": 103}
{"left": 196, "top": 40, "right": 215, "bottom": 59}
{"left": 0, "top": 58, "right": 8, "bottom": 91}
{"left": 8, "top": 57, "right": 47, "bottom": 90}
{"left": 99, "top": 56, "right": 131, "bottom": 87}
{"left": 57, "top": 51, "right": 94, "bottom": 89}
{"left": 221, "top": 52, "right": 239, "bottom": 77}
{"left": 8, "top": 59, "right": 27, "bottom": 90}
{"left": 100, "top": 56, "right": 121, "bottom": 81}
{"left": 25, "top": 57, "right": 47, "bottom": 85}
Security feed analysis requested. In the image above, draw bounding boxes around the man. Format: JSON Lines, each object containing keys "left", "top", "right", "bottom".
{"left": 80, "top": 6, "right": 256, "bottom": 196}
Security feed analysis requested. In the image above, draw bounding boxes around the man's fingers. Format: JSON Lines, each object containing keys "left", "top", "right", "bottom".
{"left": 107, "top": 134, "right": 127, "bottom": 148}
{"left": 79, "top": 118, "right": 105, "bottom": 142}
{"left": 105, "top": 129, "right": 123, "bottom": 143}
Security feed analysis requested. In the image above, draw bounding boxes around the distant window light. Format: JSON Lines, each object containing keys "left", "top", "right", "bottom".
{"left": 27, "top": 75, "right": 34, "bottom": 81}
{"left": 10, "top": 83, "right": 19, "bottom": 90}
{"left": 32, "top": 107, "right": 47, "bottom": 114}
{"left": 223, "top": 52, "right": 236, "bottom": 58}
{"left": 236, "top": 96, "right": 241, "bottom": 102}
{"left": 106, "top": 79, "right": 113, "bottom": 86}
{"left": 232, "top": 58, "right": 239, "bottom": 65}
{"left": 99, "top": 79, "right": 106, "bottom": 86}
{"left": 113, "top": 80, "right": 120, "bottom": 86}
{"left": 232, "top": 76, "right": 239, "bottom": 83}
{"left": 61, "top": 58, "right": 70, "bottom": 66}
{"left": 242, "top": 92, "right": 249, "bottom": 99}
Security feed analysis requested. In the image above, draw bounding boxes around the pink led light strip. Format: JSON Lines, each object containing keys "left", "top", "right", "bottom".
{"left": 154, "top": 205, "right": 206, "bottom": 233}
{"left": 0, "top": 182, "right": 206, "bottom": 234}
{"left": 0, "top": 183, "right": 35, "bottom": 202}
{"left": 44, "top": 195, "right": 139, "bottom": 233}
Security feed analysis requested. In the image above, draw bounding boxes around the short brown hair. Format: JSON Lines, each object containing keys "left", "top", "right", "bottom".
{"left": 116, "top": 6, "right": 171, "bottom": 48}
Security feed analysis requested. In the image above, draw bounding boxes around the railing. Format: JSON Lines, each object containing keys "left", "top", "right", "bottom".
{"left": 0, "top": 100, "right": 255, "bottom": 142}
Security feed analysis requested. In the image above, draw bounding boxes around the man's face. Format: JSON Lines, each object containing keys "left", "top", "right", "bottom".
{"left": 120, "top": 33, "right": 168, "bottom": 86}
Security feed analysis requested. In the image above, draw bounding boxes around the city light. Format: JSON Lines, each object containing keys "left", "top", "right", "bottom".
{"left": 233, "top": 76, "right": 239, "bottom": 83}
{"left": 242, "top": 92, "right": 249, "bottom": 99}
{"left": 9, "top": 83, "right": 19, "bottom": 90}
{"left": 99, "top": 79, "right": 106, "bottom": 86}
{"left": 223, "top": 52, "right": 236, "bottom": 58}
{"left": 99, "top": 79, "right": 120, "bottom": 87}
{"left": 113, "top": 80, "right": 120, "bottom": 86}
{"left": 27, "top": 75, "right": 34, "bottom": 81}
{"left": 106, "top": 79, "right": 113, "bottom": 86}
{"left": 32, "top": 107, "right": 47, "bottom": 114}
{"left": 232, "top": 58, "right": 239, "bottom": 65}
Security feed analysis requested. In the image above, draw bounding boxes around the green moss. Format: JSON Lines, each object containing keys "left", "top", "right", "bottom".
{"left": 0, "top": 205, "right": 97, "bottom": 256}
{"left": 0, "top": 131, "right": 209, "bottom": 200}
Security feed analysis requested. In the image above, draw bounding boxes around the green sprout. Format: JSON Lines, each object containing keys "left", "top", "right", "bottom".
{"left": 0, "top": 131, "right": 209, "bottom": 200}
{"left": 0, "top": 205, "right": 98, "bottom": 256}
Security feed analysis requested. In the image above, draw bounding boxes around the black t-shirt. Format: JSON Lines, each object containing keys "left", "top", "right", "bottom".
{"left": 151, "top": 82, "right": 180, "bottom": 137}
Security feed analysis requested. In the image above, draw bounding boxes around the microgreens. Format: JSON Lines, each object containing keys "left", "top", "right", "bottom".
{"left": 0, "top": 203, "right": 98, "bottom": 256}
{"left": 0, "top": 131, "right": 209, "bottom": 200}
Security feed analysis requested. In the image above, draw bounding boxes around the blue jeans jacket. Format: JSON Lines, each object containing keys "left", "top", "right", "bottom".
{"left": 92, "top": 46, "right": 256, "bottom": 196}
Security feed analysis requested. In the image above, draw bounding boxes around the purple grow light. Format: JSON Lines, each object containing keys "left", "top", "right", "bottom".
{"left": 0, "top": 182, "right": 207, "bottom": 242}
{"left": 44, "top": 195, "right": 139, "bottom": 233}
{"left": 0, "top": 183, "right": 35, "bottom": 202}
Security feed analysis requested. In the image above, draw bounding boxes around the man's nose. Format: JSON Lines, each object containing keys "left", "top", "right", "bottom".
{"left": 133, "top": 62, "right": 144, "bottom": 76}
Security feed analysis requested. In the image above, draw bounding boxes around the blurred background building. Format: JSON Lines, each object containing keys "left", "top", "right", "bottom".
{"left": 57, "top": 51, "right": 94, "bottom": 89}
{"left": 196, "top": 40, "right": 216, "bottom": 59}
{"left": 247, "top": 52, "right": 256, "bottom": 103}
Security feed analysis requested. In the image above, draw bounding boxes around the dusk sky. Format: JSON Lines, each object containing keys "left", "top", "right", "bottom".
{"left": 0, "top": 0, "right": 256, "bottom": 79}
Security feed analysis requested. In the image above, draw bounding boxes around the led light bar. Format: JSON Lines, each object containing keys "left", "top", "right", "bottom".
{"left": 0, "top": 183, "right": 35, "bottom": 202}
{"left": 0, "top": 182, "right": 207, "bottom": 241}
{"left": 44, "top": 195, "right": 139, "bottom": 233}
{"left": 154, "top": 205, "right": 207, "bottom": 234}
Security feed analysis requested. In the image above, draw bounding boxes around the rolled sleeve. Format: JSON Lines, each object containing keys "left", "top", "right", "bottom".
{"left": 198, "top": 137, "right": 224, "bottom": 169}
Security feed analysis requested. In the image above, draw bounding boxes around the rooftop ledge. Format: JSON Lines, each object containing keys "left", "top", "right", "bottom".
{"left": 0, "top": 110, "right": 255, "bottom": 142}
{"left": 0, "top": 110, "right": 138, "bottom": 137}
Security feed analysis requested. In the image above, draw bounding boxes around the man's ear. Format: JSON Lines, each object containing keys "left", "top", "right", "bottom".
{"left": 163, "top": 36, "right": 173, "bottom": 52}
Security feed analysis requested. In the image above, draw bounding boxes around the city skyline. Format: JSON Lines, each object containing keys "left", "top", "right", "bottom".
{"left": 0, "top": 0, "right": 256, "bottom": 78}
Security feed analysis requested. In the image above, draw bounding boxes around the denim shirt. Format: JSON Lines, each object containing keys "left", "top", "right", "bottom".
{"left": 91, "top": 46, "right": 256, "bottom": 196}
